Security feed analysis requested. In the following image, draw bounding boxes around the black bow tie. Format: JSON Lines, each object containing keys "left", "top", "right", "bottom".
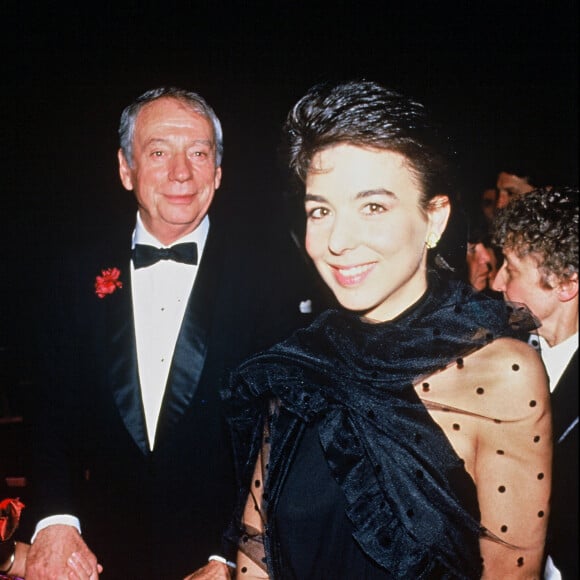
{"left": 132, "top": 242, "right": 198, "bottom": 269}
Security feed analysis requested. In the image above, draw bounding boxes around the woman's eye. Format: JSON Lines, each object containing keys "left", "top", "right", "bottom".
{"left": 363, "top": 203, "right": 385, "bottom": 215}
{"left": 307, "top": 207, "right": 329, "bottom": 219}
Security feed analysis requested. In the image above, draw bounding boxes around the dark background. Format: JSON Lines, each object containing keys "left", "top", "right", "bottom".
{"left": 0, "top": 1, "right": 578, "bottom": 420}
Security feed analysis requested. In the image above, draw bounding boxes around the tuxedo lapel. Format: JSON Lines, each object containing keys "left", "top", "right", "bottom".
{"left": 104, "top": 252, "right": 150, "bottom": 455}
{"left": 154, "top": 225, "right": 225, "bottom": 446}
{"left": 551, "top": 349, "right": 578, "bottom": 444}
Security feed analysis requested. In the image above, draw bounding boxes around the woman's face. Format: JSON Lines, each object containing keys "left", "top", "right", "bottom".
{"left": 305, "top": 144, "right": 449, "bottom": 322}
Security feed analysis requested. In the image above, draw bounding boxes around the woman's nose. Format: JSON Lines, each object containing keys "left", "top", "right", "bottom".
{"left": 327, "top": 216, "right": 356, "bottom": 255}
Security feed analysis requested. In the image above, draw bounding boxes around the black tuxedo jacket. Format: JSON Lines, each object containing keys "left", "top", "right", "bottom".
{"left": 29, "top": 212, "right": 325, "bottom": 578}
{"left": 547, "top": 348, "right": 578, "bottom": 578}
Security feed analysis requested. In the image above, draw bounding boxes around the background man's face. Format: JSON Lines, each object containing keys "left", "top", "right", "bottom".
{"left": 496, "top": 172, "right": 534, "bottom": 209}
{"left": 493, "top": 249, "right": 559, "bottom": 326}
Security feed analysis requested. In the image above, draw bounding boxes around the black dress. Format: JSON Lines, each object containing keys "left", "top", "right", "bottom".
{"left": 273, "top": 421, "right": 482, "bottom": 579}
{"left": 225, "top": 273, "right": 539, "bottom": 579}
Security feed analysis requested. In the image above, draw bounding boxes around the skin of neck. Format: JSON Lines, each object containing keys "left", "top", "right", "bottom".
{"left": 538, "top": 300, "right": 579, "bottom": 347}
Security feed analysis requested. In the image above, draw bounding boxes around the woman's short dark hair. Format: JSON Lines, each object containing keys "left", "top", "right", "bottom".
{"left": 284, "top": 80, "right": 455, "bottom": 207}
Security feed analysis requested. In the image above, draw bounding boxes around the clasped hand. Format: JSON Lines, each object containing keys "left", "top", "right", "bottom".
{"left": 25, "top": 525, "right": 102, "bottom": 579}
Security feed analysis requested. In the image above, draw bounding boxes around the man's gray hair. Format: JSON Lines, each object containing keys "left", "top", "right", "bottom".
{"left": 119, "top": 87, "right": 224, "bottom": 167}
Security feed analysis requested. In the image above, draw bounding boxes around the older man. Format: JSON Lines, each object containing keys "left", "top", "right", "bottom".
{"left": 25, "top": 87, "right": 322, "bottom": 579}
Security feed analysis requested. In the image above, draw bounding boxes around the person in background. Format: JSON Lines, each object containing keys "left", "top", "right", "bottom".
{"left": 480, "top": 187, "right": 497, "bottom": 225}
{"left": 219, "top": 80, "right": 551, "bottom": 579}
{"left": 24, "top": 87, "right": 322, "bottom": 579}
{"left": 492, "top": 185, "right": 578, "bottom": 579}
{"left": 466, "top": 238, "right": 498, "bottom": 294}
{"left": 465, "top": 210, "right": 500, "bottom": 296}
{"left": 495, "top": 165, "right": 537, "bottom": 210}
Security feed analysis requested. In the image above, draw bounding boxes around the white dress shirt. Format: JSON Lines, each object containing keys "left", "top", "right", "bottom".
{"left": 132, "top": 213, "right": 209, "bottom": 448}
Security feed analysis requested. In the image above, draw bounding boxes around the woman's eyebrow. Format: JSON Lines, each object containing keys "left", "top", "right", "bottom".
{"left": 304, "top": 193, "right": 327, "bottom": 203}
{"left": 305, "top": 189, "right": 397, "bottom": 202}
{"left": 356, "top": 188, "right": 397, "bottom": 200}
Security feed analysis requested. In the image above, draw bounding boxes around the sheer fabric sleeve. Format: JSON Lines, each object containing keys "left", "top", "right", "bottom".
{"left": 420, "top": 337, "right": 551, "bottom": 578}
{"left": 475, "top": 340, "right": 552, "bottom": 578}
{"left": 235, "top": 421, "right": 270, "bottom": 579}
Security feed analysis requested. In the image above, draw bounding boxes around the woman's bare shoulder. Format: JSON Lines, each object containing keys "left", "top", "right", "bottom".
{"left": 422, "top": 337, "right": 549, "bottom": 420}
{"left": 474, "top": 337, "right": 546, "bottom": 380}
{"left": 466, "top": 337, "right": 549, "bottom": 417}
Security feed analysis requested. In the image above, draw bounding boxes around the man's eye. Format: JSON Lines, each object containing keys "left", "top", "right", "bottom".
{"left": 151, "top": 151, "right": 165, "bottom": 157}
{"left": 189, "top": 149, "right": 211, "bottom": 159}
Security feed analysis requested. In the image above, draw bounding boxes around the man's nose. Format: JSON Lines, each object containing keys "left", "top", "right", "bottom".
{"left": 491, "top": 265, "right": 506, "bottom": 292}
{"left": 169, "top": 152, "right": 193, "bottom": 182}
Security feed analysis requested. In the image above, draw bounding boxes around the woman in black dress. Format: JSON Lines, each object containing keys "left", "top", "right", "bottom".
{"left": 225, "top": 81, "right": 551, "bottom": 579}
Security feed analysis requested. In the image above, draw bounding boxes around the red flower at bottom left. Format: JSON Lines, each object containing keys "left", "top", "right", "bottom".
{"left": 0, "top": 498, "right": 25, "bottom": 542}
{"left": 95, "top": 267, "right": 123, "bottom": 299}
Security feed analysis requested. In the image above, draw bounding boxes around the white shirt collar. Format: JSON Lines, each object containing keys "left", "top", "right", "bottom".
{"left": 531, "top": 332, "right": 578, "bottom": 391}
{"left": 132, "top": 212, "right": 210, "bottom": 257}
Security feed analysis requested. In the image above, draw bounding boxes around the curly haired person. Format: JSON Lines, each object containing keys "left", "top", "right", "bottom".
{"left": 493, "top": 185, "right": 579, "bottom": 579}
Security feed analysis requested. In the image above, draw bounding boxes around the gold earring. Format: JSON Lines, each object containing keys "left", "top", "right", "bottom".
{"left": 425, "top": 232, "right": 440, "bottom": 249}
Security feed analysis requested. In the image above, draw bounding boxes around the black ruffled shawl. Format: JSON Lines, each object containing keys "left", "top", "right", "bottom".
{"left": 224, "top": 275, "right": 537, "bottom": 578}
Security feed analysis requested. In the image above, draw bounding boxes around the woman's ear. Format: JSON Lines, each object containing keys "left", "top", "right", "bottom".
{"left": 427, "top": 195, "right": 451, "bottom": 238}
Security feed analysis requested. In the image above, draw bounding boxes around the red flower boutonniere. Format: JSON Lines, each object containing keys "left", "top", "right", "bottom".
{"left": 0, "top": 498, "right": 25, "bottom": 542}
{"left": 95, "top": 267, "right": 123, "bottom": 299}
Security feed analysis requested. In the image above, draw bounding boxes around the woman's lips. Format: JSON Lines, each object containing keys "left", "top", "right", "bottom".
{"left": 331, "top": 262, "right": 376, "bottom": 287}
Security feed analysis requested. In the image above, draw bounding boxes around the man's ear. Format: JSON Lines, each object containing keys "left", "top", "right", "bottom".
{"left": 427, "top": 195, "right": 451, "bottom": 238}
{"left": 556, "top": 271, "right": 578, "bottom": 303}
{"left": 118, "top": 148, "right": 134, "bottom": 191}
{"left": 214, "top": 165, "right": 222, "bottom": 191}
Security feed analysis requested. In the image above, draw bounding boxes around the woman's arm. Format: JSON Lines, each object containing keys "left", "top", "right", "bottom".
{"left": 475, "top": 339, "right": 552, "bottom": 579}
{"left": 235, "top": 447, "right": 269, "bottom": 579}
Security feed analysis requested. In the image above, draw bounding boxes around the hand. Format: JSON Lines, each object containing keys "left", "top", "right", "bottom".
{"left": 183, "top": 559, "right": 232, "bottom": 579}
{"left": 25, "top": 524, "right": 102, "bottom": 579}
{"left": 66, "top": 550, "right": 104, "bottom": 579}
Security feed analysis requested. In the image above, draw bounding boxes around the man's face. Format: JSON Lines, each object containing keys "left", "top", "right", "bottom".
{"left": 492, "top": 248, "right": 560, "bottom": 327}
{"left": 118, "top": 97, "right": 222, "bottom": 245}
{"left": 496, "top": 172, "right": 534, "bottom": 210}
